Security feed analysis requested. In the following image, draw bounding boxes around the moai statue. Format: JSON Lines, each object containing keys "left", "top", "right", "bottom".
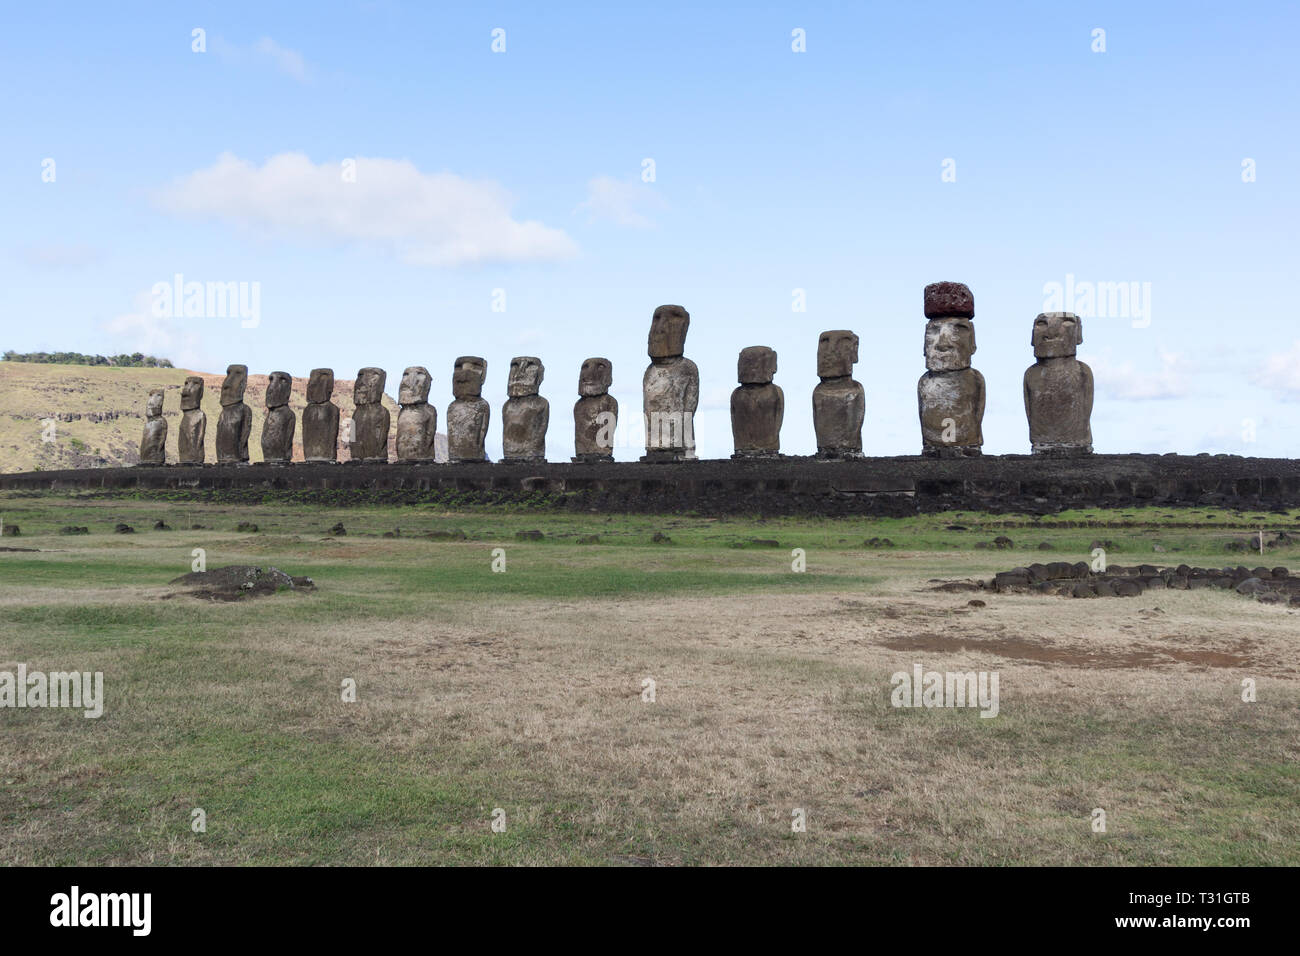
{"left": 447, "top": 356, "right": 489, "bottom": 462}
{"left": 731, "top": 347, "right": 783, "bottom": 458}
{"left": 396, "top": 365, "right": 438, "bottom": 462}
{"left": 138, "top": 388, "right": 167, "bottom": 465}
{"left": 1024, "top": 312, "right": 1093, "bottom": 456}
{"left": 302, "top": 368, "right": 340, "bottom": 463}
{"left": 215, "top": 364, "right": 252, "bottom": 464}
{"left": 573, "top": 357, "right": 617, "bottom": 463}
{"left": 349, "top": 367, "right": 390, "bottom": 463}
{"left": 812, "top": 331, "right": 865, "bottom": 459}
{"left": 260, "top": 371, "right": 295, "bottom": 464}
{"left": 918, "top": 282, "right": 985, "bottom": 457}
{"left": 177, "top": 375, "right": 206, "bottom": 465}
{"left": 501, "top": 357, "right": 548, "bottom": 463}
{"left": 641, "top": 304, "right": 699, "bottom": 461}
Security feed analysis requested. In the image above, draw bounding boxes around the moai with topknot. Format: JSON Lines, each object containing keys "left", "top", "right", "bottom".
{"left": 215, "top": 364, "right": 252, "bottom": 464}
{"left": 177, "top": 375, "right": 206, "bottom": 464}
{"left": 396, "top": 365, "right": 438, "bottom": 462}
{"left": 501, "top": 357, "right": 548, "bottom": 463}
{"left": 1024, "top": 312, "right": 1093, "bottom": 456}
{"left": 641, "top": 304, "right": 699, "bottom": 461}
{"left": 731, "top": 346, "right": 783, "bottom": 458}
{"left": 918, "top": 282, "right": 984, "bottom": 457}
{"left": 138, "top": 388, "right": 167, "bottom": 465}
{"left": 260, "top": 371, "right": 295, "bottom": 464}
{"left": 349, "top": 367, "right": 390, "bottom": 463}
{"left": 447, "top": 356, "right": 489, "bottom": 462}
{"left": 812, "top": 330, "right": 864, "bottom": 459}
{"left": 573, "top": 358, "right": 617, "bottom": 463}
{"left": 302, "top": 368, "right": 340, "bottom": 462}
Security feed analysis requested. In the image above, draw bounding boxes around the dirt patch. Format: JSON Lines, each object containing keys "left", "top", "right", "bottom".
{"left": 876, "top": 631, "right": 1253, "bottom": 669}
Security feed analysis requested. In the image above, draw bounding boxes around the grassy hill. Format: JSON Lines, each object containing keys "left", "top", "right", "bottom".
{"left": 0, "top": 361, "right": 443, "bottom": 472}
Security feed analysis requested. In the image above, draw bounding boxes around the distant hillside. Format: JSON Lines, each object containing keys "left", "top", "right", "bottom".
{"left": 3, "top": 350, "right": 173, "bottom": 367}
{"left": 0, "top": 361, "right": 447, "bottom": 472}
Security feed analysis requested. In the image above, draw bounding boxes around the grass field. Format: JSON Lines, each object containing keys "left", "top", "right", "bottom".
{"left": 2, "top": 492, "right": 1298, "bottom": 865}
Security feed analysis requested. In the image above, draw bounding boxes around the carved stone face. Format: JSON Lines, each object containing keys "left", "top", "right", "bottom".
{"left": 266, "top": 371, "right": 292, "bottom": 408}
{"left": 578, "top": 358, "right": 612, "bottom": 397}
{"left": 181, "top": 375, "right": 204, "bottom": 411}
{"left": 399, "top": 366, "right": 432, "bottom": 404}
{"left": 307, "top": 368, "right": 334, "bottom": 404}
{"left": 1032, "top": 312, "right": 1082, "bottom": 359}
{"left": 508, "top": 357, "right": 544, "bottom": 398}
{"left": 220, "top": 364, "right": 248, "bottom": 406}
{"left": 353, "top": 367, "right": 386, "bottom": 405}
{"left": 738, "top": 346, "right": 777, "bottom": 385}
{"left": 924, "top": 317, "right": 976, "bottom": 372}
{"left": 452, "top": 356, "right": 487, "bottom": 399}
{"left": 923, "top": 281, "right": 975, "bottom": 319}
{"left": 146, "top": 389, "right": 164, "bottom": 418}
{"left": 648, "top": 305, "right": 690, "bottom": 359}
{"left": 817, "top": 330, "right": 859, "bottom": 378}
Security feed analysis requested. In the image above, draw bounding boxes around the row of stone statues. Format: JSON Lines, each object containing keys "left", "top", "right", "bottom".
{"left": 139, "top": 282, "right": 1094, "bottom": 464}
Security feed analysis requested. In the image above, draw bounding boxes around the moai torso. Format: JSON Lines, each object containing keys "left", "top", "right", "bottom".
{"left": 177, "top": 376, "right": 206, "bottom": 464}
{"left": 260, "top": 371, "right": 295, "bottom": 463}
{"left": 349, "top": 367, "right": 390, "bottom": 462}
{"left": 1024, "top": 312, "right": 1093, "bottom": 455}
{"left": 812, "top": 331, "right": 864, "bottom": 458}
{"left": 139, "top": 389, "right": 167, "bottom": 465}
{"left": 396, "top": 366, "right": 438, "bottom": 461}
{"left": 447, "top": 357, "right": 489, "bottom": 462}
{"left": 215, "top": 364, "right": 251, "bottom": 463}
{"left": 502, "top": 357, "right": 548, "bottom": 462}
{"left": 302, "top": 369, "right": 340, "bottom": 462}
{"left": 573, "top": 358, "right": 617, "bottom": 462}
{"left": 642, "top": 304, "right": 699, "bottom": 461}
{"left": 731, "top": 346, "right": 783, "bottom": 457}
{"left": 918, "top": 282, "right": 984, "bottom": 457}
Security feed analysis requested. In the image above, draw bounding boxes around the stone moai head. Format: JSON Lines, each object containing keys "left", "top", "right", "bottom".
{"left": 265, "top": 371, "right": 292, "bottom": 408}
{"left": 817, "top": 331, "right": 859, "bottom": 378}
{"left": 452, "top": 356, "right": 487, "bottom": 399}
{"left": 307, "top": 368, "right": 335, "bottom": 404}
{"left": 220, "top": 364, "right": 248, "bottom": 406}
{"left": 578, "top": 357, "right": 612, "bottom": 397}
{"left": 354, "top": 367, "right": 386, "bottom": 405}
{"left": 508, "top": 356, "right": 544, "bottom": 398}
{"left": 399, "top": 366, "right": 432, "bottom": 405}
{"left": 1032, "top": 312, "right": 1083, "bottom": 359}
{"left": 181, "top": 375, "right": 204, "bottom": 411}
{"left": 145, "top": 388, "right": 164, "bottom": 418}
{"left": 923, "top": 281, "right": 976, "bottom": 372}
{"left": 738, "top": 346, "right": 777, "bottom": 385}
{"left": 648, "top": 304, "right": 690, "bottom": 359}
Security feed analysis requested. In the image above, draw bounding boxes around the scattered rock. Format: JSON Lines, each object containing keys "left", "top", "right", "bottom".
{"left": 1037, "top": 541, "right": 1054, "bottom": 550}
{"left": 167, "top": 565, "right": 315, "bottom": 602}
{"left": 651, "top": 532, "right": 672, "bottom": 544}
{"left": 993, "top": 535, "right": 1014, "bottom": 549}
{"left": 864, "top": 537, "right": 895, "bottom": 548}
{"left": 153, "top": 520, "right": 171, "bottom": 531}
{"left": 329, "top": 522, "right": 346, "bottom": 536}
{"left": 966, "top": 599, "right": 986, "bottom": 608}
{"left": 0, "top": 524, "right": 19, "bottom": 537}
{"left": 516, "top": 529, "right": 544, "bottom": 541}
{"left": 59, "top": 526, "right": 89, "bottom": 535}
{"left": 114, "top": 523, "right": 134, "bottom": 534}
{"left": 236, "top": 522, "right": 258, "bottom": 533}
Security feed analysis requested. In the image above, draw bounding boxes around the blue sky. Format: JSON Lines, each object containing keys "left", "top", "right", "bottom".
{"left": 3, "top": 1, "right": 1298, "bottom": 460}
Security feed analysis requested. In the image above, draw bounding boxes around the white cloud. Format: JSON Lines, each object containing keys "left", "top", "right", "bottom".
{"left": 212, "top": 35, "right": 310, "bottom": 82}
{"left": 102, "top": 291, "right": 207, "bottom": 369}
{"left": 1092, "top": 349, "right": 1189, "bottom": 400}
{"left": 1254, "top": 339, "right": 1300, "bottom": 399}
{"left": 576, "top": 175, "right": 666, "bottom": 228}
{"left": 154, "top": 152, "right": 578, "bottom": 268}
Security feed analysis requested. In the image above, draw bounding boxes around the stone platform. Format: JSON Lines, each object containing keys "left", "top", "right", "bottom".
{"left": 2, "top": 455, "right": 1299, "bottom": 516}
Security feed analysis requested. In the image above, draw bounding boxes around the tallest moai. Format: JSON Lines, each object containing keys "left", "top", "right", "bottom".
{"left": 918, "top": 282, "right": 985, "bottom": 457}
{"left": 641, "top": 304, "right": 698, "bottom": 461}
